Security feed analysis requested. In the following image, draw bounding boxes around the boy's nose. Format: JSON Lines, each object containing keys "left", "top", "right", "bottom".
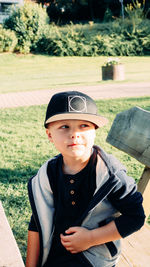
{"left": 71, "top": 135, "right": 79, "bottom": 139}
{"left": 71, "top": 131, "right": 80, "bottom": 139}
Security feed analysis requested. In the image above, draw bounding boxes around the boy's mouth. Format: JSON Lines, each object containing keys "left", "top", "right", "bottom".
{"left": 68, "top": 143, "right": 83, "bottom": 147}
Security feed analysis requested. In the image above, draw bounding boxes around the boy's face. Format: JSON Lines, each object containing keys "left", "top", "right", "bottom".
{"left": 46, "top": 119, "right": 96, "bottom": 161}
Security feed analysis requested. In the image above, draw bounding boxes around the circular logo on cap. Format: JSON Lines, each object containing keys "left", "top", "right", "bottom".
{"left": 68, "top": 96, "right": 87, "bottom": 113}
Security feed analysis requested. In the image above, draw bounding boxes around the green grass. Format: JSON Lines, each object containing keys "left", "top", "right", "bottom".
{"left": 0, "top": 96, "right": 150, "bottom": 263}
{"left": 0, "top": 54, "right": 150, "bottom": 93}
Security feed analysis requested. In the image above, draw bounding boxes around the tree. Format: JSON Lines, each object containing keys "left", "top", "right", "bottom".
{"left": 36, "top": 0, "right": 150, "bottom": 23}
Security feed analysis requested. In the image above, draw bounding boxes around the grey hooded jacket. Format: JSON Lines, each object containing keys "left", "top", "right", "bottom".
{"left": 28, "top": 146, "right": 145, "bottom": 267}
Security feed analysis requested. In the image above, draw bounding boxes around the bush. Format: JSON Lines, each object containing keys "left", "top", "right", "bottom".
{"left": 35, "top": 24, "right": 92, "bottom": 56}
{"left": 0, "top": 25, "right": 17, "bottom": 52}
{"left": 3, "top": 2, "right": 49, "bottom": 53}
{"left": 36, "top": 17, "right": 150, "bottom": 57}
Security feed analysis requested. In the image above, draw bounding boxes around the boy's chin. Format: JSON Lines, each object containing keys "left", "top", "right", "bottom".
{"left": 68, "top": 147, "right": 91, "bottom": 159}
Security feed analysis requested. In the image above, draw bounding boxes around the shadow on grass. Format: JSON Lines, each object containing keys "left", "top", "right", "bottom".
{"left": 0, "top": 167, "right": 38, "bottom": 184}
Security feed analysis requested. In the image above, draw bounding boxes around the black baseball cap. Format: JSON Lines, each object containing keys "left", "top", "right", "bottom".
{"left": 44, "top": 91, "right": 108, "bottom": 128}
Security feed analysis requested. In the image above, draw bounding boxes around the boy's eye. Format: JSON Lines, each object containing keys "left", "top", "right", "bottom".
{"left": 60, "top": 125, "right": 69, "bottom": 129}
{"left": 81, "top": 124, "right": 89, "bottom": 128}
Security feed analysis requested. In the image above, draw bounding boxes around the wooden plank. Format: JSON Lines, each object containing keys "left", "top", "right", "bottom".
{"left": 0, "top": 201, "right": 25, "bottom": 267}
{"left": 138, "top": 167, "right": 150, "bottom": 219}
{"left": 117, "top": 224, "right": 150, "bottom": 267}
{"left": 106, "top": 106, "right": 150, "bottom": 168}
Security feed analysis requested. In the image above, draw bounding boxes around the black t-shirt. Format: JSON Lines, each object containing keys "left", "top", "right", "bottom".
{"left": 29, "top": 149, "right": 97, "bottom": 267}
{"left": 45, "top": 149, "right": 97, "bottom": 266}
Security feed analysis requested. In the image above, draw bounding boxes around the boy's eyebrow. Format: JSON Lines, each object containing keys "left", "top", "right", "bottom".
{"left": 56, "top": 120, "right": 70, "bottom": 125}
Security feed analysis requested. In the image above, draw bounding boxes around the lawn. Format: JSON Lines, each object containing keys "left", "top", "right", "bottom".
{"left": 0, "top": 96, "right": 150, "bottom": 263}
{"left": 0, "top": 54, "right": 150, "bottom": 94}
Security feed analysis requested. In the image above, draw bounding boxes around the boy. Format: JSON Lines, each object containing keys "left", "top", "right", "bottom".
{"left": 26, "top": 91, "right": 145, "bottom": 267}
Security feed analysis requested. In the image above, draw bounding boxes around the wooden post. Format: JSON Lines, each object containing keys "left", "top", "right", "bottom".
{"left": 138, "top": 167, "right": 150, "bottom": 220}
{"left": 0, "top": 201, "right": 25, "bottom": 267}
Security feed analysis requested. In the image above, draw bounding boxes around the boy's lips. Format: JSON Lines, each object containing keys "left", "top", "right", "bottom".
{"left": 68, "top": 143, "right": 83, "bottom": 147}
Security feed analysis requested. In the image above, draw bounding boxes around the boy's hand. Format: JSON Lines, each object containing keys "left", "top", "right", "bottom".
{"left": 60, "top": 221, "right": 121, "bottom": 254}
{"left": 60, "top": 226, "right": 92, "bottom": 253}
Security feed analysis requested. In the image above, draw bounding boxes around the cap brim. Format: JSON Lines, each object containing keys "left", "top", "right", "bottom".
{"left": 45, "top": 113, "right": 108, "bottom": 128}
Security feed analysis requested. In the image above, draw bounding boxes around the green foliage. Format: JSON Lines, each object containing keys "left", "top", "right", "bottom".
{"left": 87, "top": 16, "right": 150, "bottom": 56}
{"left": 3, "top": 2, "right": 49, "bottom": 53}
{"left": 0, "top": 25, "right": 17, "bottom": 52}
{"left": 125, "top": 0, "right": 146, "bottom": 22}
{"left": 1, "top": 1, "right": 150, "bottom": 56}
{"left": 35, "top": 24, "right": 91, "bottom": 56}
{"left": 35, "top": 16, "right": 150, "bottom": 56}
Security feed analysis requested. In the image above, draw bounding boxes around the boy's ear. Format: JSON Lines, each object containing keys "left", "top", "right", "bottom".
{"left": 46, "top": 129, "right": 53, "bottom": 143}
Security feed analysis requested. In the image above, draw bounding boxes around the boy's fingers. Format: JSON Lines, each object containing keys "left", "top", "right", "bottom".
{"left": 60, "top": 234, "right": 69, "bottom": 242}
{"left": 60, "top": 234, "right": 72, "bottom": 242}
{"left": 61, "top": 239, "right": 73, "bottom": 250}
{"left": 60, "top": 229, "right": 76, "bottom": 240}
{"left": 65, "top": 227, "right": 77, "bottom": 234}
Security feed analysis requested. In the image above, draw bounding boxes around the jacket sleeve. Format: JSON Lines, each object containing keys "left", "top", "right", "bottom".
{"left": 108, "top": 169, "right": 145, "bottom": 238}
{"left": 27, "top": 160, "right": 55, "bottom": 267}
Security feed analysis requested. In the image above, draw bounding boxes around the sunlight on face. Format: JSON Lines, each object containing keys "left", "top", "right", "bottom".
{"left": 46, "top": 119, "right": 96, "bottom": 161}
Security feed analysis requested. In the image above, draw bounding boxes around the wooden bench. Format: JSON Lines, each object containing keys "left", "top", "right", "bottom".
{"left": 117, "top": 223, "right": 150, "bottom": 267}
{"left": 107, "top": 107, "right": 150, "bottom": 267}
{"left": 0, "top": 201, "right": 25, "bottom": 267}
{"left": 117, "top": 168, "right": 150, "bottom": 267}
